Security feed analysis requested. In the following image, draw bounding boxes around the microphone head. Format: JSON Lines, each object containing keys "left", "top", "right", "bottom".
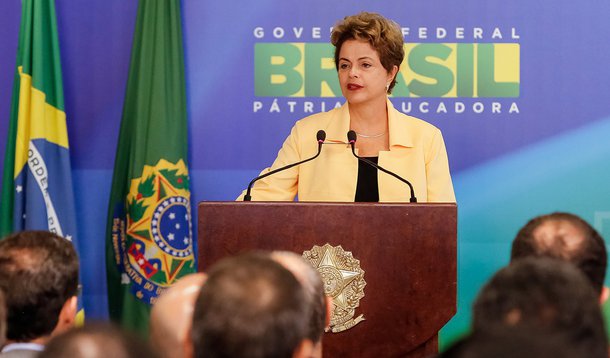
{"left": 316, "top": 130, "right": 326, "bottom": 143}
{"left": 347, "top": 130, "right": 357, "bottom": 144}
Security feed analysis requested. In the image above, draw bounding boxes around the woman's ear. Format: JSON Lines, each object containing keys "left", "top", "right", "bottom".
{"left": 388, "top": 65, "right": 399, "bottom": 82}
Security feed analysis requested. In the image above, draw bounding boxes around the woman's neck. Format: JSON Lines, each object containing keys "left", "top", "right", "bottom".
{"left": 348, "top": 96, "right": 388, "bottom": 133}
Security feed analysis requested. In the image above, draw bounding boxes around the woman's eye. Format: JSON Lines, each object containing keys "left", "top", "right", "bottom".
{"left": 340, "top": 63, "right": 349, "bottom": 70}
{"left": 362, "top": 63, "right": 372, "bottom": 68}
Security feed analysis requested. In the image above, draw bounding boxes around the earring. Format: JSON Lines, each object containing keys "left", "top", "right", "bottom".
{"left": 386, "top": 83, "right": 390, "bottom": 92}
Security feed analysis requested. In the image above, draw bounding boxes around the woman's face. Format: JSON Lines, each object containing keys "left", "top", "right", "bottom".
{"left": 337, "top": 39, "right": 397, "bottom": 106}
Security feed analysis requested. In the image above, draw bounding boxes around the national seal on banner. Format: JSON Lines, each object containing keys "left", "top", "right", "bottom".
{"left": 112, "top": 159, "right": 194, "bottom": 304}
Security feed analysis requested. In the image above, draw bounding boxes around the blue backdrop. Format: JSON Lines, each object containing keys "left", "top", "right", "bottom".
{"left": 1, "top": 0, "right": 610, "bottom": 346}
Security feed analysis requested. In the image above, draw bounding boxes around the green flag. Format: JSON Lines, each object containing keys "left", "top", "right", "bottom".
{"left": 106, "top": 0, "right": 195, "bottom": 333}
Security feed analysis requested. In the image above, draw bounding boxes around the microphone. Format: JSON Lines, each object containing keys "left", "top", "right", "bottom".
{"left": 347, "top": 130, "right": 417, "bottom": 203}
{"left": 243, "top": 130, "right": 326, "bottom": 201}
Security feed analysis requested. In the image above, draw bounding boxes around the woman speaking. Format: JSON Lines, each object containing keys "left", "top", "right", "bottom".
{"left": 240, "top": 12, "right": 455, "bottom": 203}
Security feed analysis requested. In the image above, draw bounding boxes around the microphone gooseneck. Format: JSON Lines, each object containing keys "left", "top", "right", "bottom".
{"left": 347, "top": 130, "right": 417, "bottom": 203}
{"left": 243, "top": 130, "right": 326, "bottom": 201}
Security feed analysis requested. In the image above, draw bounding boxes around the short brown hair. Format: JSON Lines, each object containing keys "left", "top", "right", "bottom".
{"left": 191, "top": 252, "right": 309, "bottom": 358}
{"left": 0, "top": 230, "right": 79, "bottom": 341}
{"left": 331, "top": 12, "right": 404, "bottom": 93}
{"left": 473, "top": 258, "right": 608, "bottom": 358}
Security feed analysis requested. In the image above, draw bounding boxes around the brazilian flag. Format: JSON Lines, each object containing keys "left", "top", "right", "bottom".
{"left": 0, "top": 0, "right": 84, "bottom": 323}
{"left": 106, "top": 0, "right": 196, "bottom": 333}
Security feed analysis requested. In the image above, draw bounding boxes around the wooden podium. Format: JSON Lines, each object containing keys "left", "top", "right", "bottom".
{"left": 198, "top": 201, "right": 457, "bottom": 358}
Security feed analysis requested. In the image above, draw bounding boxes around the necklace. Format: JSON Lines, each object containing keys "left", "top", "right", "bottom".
{"left": 354, "top": 131, "right": 387, "bottom": 139}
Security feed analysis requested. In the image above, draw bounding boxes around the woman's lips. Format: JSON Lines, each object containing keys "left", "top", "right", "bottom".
{"left": 347, "top": 83, "right": 363, "bottom": 90}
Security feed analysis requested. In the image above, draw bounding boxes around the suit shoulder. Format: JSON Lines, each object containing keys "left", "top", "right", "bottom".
{"left": 394, "top": 110, "right": 442, "bottom": 135}
{"left": 293, "top": 106, "right": 341, "bottom": 130}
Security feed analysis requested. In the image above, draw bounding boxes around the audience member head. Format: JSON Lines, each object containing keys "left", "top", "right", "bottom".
{"left": 271, "top": 251, "right": 331, "bottom": 356}
{"left": 438, "top": 328, "right": 583, "bottom": 358}
{"left": 39, "top": 323, "right": 158, "bottom": 358}
{"left": 0, "top": 230, "right": 79, "bottom": 343}
{"left": 190, "top": 252, "right": 311, "bottom": 358}
{"left": 150, "top": 273, "right": 207, "bottom": 358}
{"left": 511, "top": 212, "right": 607, "bottom": 298}
{"left": 473, "top": 257, "right": 608, "bottom": 358}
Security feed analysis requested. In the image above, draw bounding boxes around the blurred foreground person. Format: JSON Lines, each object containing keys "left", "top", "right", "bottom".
{"left": 472, "top": 257, "right": 608, "bottom": 358}
{"left": 511, "top": 212, "right": 608, "bottom": 301}
{"left": 190, "top": 252, "right": 312, "bottom": 358}
{"left": 0, "top": 231, "right": 79, "bottom": 357}
{"left": 271, "top": 251, "right": 332, "bottom": 358}
{"left": 39, "top": 323, "right": 157, "bottom": 358}
{"left": 438, "top": 328, "right": 582, "bottom": 358}
{"left": 150, "top": 273, "right": 207, "bottom": 358}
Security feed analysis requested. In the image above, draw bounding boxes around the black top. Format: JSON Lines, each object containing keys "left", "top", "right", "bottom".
{"left": 355, "top": 157, "right": 379, "bottom": 202}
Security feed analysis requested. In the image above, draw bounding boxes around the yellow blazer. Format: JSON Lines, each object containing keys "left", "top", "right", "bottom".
{"left": 239, "top": 100, "right": 456, "bottom": 203}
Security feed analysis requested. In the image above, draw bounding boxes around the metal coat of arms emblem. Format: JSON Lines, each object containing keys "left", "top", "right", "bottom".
{"left": 303, "top": 244, "right": 366, "bottom": 332}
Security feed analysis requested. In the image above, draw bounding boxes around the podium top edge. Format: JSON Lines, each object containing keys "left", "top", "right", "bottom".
{"left": 198, "top": 201, "right": 457, "bottom": 209}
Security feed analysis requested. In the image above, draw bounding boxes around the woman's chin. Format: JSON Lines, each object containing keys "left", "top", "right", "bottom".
{"left": 345, "top": 94, "right": 386, "bottom": 107}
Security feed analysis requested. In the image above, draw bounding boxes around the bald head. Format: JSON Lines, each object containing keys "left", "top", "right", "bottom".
{"left": 531, "top": 219, "right": 589, "bottom": 259}
{"left": 150, "top": 273, "right": 207, "bottom": 358}
{"left": 271, "top": 251, "right": 327, "bottom": 344}
{"left": 511, "top": 212, "right": 607, "bottom": 294}
{"left": 40, "top": 323, "right": 158, "bottom": 358}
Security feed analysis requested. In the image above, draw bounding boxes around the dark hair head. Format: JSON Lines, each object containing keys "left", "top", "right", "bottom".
{"left": 473, "top": 257, "right": 608, "bottom": 358}
{"left": 191, "top": 252, "right": 309, "bottom": 358}
{"left": 438, "top": 328, "right": 585, "bottom": 358}
{"left": 39, "top": 323, "right": 158, "bottom": 358}
{"left": 331, "top": 12, "right": 404, "bottom": 93}
{"left": 0, "top": 230, "right": 79, "bottom": 341}
{"left": 511, "top": 212, "right": 607, "bottom": 294}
